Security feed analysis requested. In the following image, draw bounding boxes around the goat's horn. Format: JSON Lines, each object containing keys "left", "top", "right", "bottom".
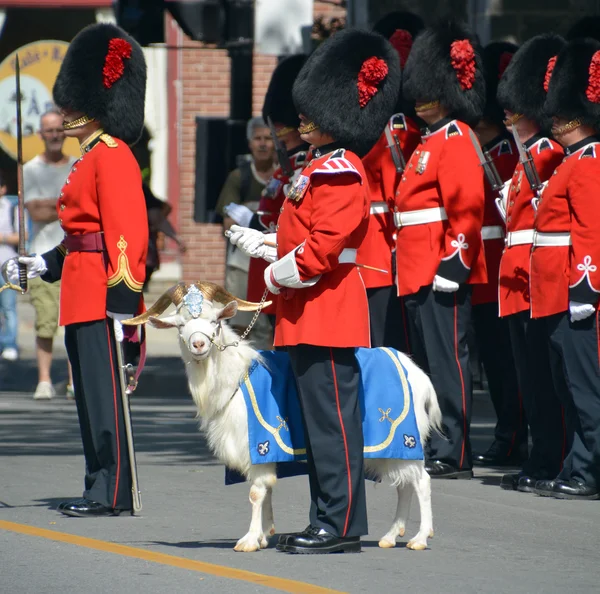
{"left": 194, "top": 281, "right": 272, "bottom": 311}
{"left": 122, "top": 282, "right": 188, "bottom": 325}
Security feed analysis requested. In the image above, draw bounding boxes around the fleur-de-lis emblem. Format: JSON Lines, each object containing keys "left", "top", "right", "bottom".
{"left": 403, "top": 434, "right": 416, "bottom": 449}
{"left": 257, "top": 440, "right": 270, "bottom": 456}
{"left": 451, "top": 233, "right": 469, "bottom": 251}
{"left": 276, "top": 416, "right": 289, "bottom": 432}
{"left": 378, "top": 407, "right": 392, "bottom": 423}
{"left": 577, "top": 255, "right": 597, "bottom": 274}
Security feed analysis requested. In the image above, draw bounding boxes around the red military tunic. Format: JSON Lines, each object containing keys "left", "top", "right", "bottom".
{"left": 360, "top": 113, "right": 421, "bottom": 288}
{"left": 530, "top": 139, "right": 600, "bottom": 318}
{"left": 274, "top": 148, "right": 370, "bottom": 348}
{"left": 42, "top": 132, "right": 147, "bottom": 325}
{"left": 394, "top": 119, "right": 486, "bottom": 296}
{"left": 247, "top": 149, "right": 309, "bottom": 315}
{"left": 498, "top": 136, "right": 563, "bottom": 317}
{"left": 472, "top": 135, "right": 518, "bottom": 305}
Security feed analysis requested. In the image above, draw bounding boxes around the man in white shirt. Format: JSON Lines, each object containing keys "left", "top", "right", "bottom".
{"left": 24, "top": 109, "right": 77, "bottom": 400}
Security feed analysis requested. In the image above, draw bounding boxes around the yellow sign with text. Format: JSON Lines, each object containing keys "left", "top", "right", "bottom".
{"left": 0, "top": 40, "right": 80, "bottom": 162}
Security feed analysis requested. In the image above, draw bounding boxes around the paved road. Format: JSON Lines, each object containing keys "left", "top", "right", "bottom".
{"left": 2, "top": 300, "right": 600, "bottom": 593}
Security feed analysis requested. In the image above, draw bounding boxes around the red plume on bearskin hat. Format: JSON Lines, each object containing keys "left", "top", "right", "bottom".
{"left": 497, "top": 34, "right": 566, "bottom": 131}
{"left": 372, "top": 11, "right": 424, "bottom": 69}
{"left": 262, "top": 54, "right": 307, "bottom": 129}
{"left": 292, "top": 28, "right": 401, "bottom": 157}
{"left": 402, "top": 20, "right": 485, "bottom": 127}
{"left": 53, "top": 23, "right": 147, "bottom": 144}
{"left": 481, "top": 41, "right": 518, "bottom": 126}
{"left": 544, "top": 38, "right": 600, "bottom": 130}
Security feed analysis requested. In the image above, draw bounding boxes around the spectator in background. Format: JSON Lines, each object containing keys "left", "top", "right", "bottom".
{"left": 24, "top": 108, "right": 76, "bottom": 400}
{"left": 215, "top": 117, "right": 275, "bottom": 344}
{"left": 0, "top": 172, "right": 19, "bottom": 360}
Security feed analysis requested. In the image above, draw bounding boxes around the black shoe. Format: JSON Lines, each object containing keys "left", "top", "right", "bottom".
{"left": 425, "top": 460, "right": 473, "bottom": 479}
{"left": 517, "top": 476, "right": 538, "bottom": 493}
{"left": 474, "top": 442, "right": 526, "bottom": 467}
{"left": 500, "top": 473, "right": 520, "bottom": 491}
{"left": 60, "top": 498, "right": 126, "bottom": 517}
{"left": 277, "top": 525, "right": 311, "bottom": 546}
{"left": 276, "top": 526, "right": 361, "bottom": 554}
{"left": 533, "top": 479, "right": 561, "bottom": 497}
{"left": 57, "top": 498, "right": 86, "bottom": 511}
{"left": 551, "top": 479, "right": 600, "bottom": 501}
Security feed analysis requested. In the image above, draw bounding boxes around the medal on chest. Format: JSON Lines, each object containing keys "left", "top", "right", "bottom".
{"left": 511, "top": 170, "right": 523, "bottom": 195}
{"left": 262, "top": 177, "right": 283, "bottom": 199}
{"left": 286, "top": 174, "right": 310, "bottom": 202}
{"left": 416, "top": 151, "right": 430, "bottom": 175}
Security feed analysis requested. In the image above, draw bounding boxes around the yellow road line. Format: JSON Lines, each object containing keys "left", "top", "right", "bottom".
{"left": 0, "top": 520, "right": 345, "bottom": 594}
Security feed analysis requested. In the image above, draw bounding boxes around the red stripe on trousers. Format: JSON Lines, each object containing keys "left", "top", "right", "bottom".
{"left": 330, "top": 348, "right": 352, "bottom": 537}
{"left": 105, "top": 321, "right": 122, "bottom": 510}
{"left": 454, "top": 294, "right": 468, "bottom": 469}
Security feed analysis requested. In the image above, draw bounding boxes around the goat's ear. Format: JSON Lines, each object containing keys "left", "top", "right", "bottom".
{"left": 217, "top": 300, "right": 238, "bottom": 321}
{"left": 148, "top": 314, "right": 183, "bottom": 329}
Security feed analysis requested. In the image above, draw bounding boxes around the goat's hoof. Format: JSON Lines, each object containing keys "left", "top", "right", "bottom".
{"left": 260, "top": 535, "right": 269, "bottom": 549}
{"left": 429, "top": 529, "right": 434, "bottom": 538}
{"left": 378, "top": 538, "right": 396, "bottom": 549}
{"left": 399, "top": 527, "right": 405, "bottom": 537}
{"left": 234, "top": 536, "right": 261, "bottom": 553}
{"left": 406, "top": 540, "right": 427, "bottom": 551}
{"left": 268, "top": 525, "right": 276, "bottom": 536}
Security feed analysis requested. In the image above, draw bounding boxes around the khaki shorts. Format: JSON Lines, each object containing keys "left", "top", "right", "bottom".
{"left": 29, "top": 277, "right": 61, "bottom": 339}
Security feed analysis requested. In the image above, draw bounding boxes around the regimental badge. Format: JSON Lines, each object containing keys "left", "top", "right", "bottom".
{"left": 391, "top": 113, "right": 406, "bottom": 131}
{"left": 183, "top": 284, "right": 204, "bottom": 318}
{"left": 262, "top": 177, "right": 283, "bottom": 199}
{"left": 286, "top": 174, "right": 310, "bottom": 202}
{"left": 416, "top": 151, "right": 430, "bottom": 174}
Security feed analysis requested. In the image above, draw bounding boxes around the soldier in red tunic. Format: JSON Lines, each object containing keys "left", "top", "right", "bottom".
{"left": 495, "top": 34, "right": 569, "bottom": 494}
{"left": 395, "top": 21, "right": 486, "bottom": 479}
{"left": 529, "top": 39, "right": 600, "bottom": 500}
{"left": 359, "top": 11, "right": 423, "bottom": 351}
{"left": 471, "top": 42, "right": 526, "bottom": 468}
{"left": 230, "top": 29, "right": 400, "bottom": 553}
{"left": 7, "top": 24, "right": 147, "bottom": 516}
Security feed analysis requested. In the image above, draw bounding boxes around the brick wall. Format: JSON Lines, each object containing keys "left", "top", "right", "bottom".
{"left": 177, "top": 2, "right": 346, "bottom": 284}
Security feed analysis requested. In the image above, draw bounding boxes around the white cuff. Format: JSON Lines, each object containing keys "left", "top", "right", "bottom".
{"left": 271, "top": 245, "right": 321, "bottom": 289}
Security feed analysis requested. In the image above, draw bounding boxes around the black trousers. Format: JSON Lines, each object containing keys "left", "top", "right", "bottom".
{"left": 404, "top": 285, "right": 473, "bottom": 469}
{"left": 507, "top": 311, "right": 567, "bottom": 478}
{"left": 545, "top": 312, "right": 600, "bottom": 488}
{"left": 366, "top": 285, "right": 410, "bottom": 352}
{"left": 64, "top": 319, "right": 133, "bottom": 510}
{"left": 472, "top": 303, "right": 527, "bottom": 458}
{"left": 287, "top": 345, "right": 368, "bottom": 538}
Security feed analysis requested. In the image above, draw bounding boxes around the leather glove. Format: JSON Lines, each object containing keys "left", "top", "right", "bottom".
{"left": 432, "top": 275, "right": 460, "bottom": 293}
{"left": 107, "top": 311, "right": 133, "bottom": 343}
{"left": 223, "top": 203, "right": 254, "bottom": 227}
{"left": 225, "top": 225, "right": 264, "bottom": 254}
{"left": 569, "top": 301, "right": 596, "bottom": 323}
{"left": 5, "top": 254, "right": 47, "bottom": 284}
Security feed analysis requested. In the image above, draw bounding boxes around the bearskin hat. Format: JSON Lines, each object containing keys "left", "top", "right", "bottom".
{"left": 262, "top": 54, "right": 307, "bottom": 129}
{"left": 292, "top": 28, "right": 401, "bottom": 157}
{"left": 402, "top": 20, "right": 485, "bottom": 126}
{"left": 481, "top": 41, "right": 518, "bottom": 126}
{"left": 566, "top": 16, "right": 600, "bottom": 42}
{"left": 497, "top": 34, "right": 565, "bottom": 130}
{"left": 53, "top": 23, "right": 147, "bottom": 144}
{"left": 544, "top": 38, "right": 600, "bottom": 130}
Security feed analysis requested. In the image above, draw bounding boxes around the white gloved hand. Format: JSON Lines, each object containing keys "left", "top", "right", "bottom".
{"left": 569, "top": 301, "right": 596, "bottom": 323}
{"left": 239, "top": 232, "right": 277, "bottom": 262}
{"left": 223, "top": 203, "right": 254, "bottom": 227}
{"left": 264, "top": 263, "right": 281, "bottom": 295}
{"left": 107, "top": 311, "right": 133, "bottom": 343}
{"left": 5, "top": 254, "right": 47, "bottom": 284}
{"left": 226, "top": 225, "right": 268, "bottom": 258}
{"left": 432, "top": 275, "right": 460, "bottom": 293}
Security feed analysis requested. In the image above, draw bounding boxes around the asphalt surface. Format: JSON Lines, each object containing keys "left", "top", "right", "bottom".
{"left": 2, "top": 298, "right": 600, "bottom": 594}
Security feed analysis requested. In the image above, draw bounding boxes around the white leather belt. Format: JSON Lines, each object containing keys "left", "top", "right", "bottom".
{"left": 505, "top": 229, "right": 534, "bottom": 247}
{"left": 370, "top": 202, "right": 389, "bottom": 215}
{"left": 394, "top": 207, "right": 447, "bottom": 228}
{"left": 339, "top": 248, "right": 357, "bottom": 264}
{"left": 533, "top": 231, "right": 572, "bottom": 247}
{"left": 481, "top": 225, "right": 504, "bottom": 240}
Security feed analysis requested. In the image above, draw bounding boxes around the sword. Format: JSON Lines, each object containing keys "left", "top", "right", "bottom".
{"left": 15, "top": 55, "right": 27, "bottom": 293}
{"left": 384, "top": 119, "right": 406, "bottom": 174}
{"left": 510, "top": 125, "right": 544, "bottom": 211}
{"left": 267, "top": 116, "right": 294, "bottom": 178}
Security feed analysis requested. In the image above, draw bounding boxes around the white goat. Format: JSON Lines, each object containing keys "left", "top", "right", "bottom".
{"left": 125, "top": 282, "right": 442, "bottom": 553}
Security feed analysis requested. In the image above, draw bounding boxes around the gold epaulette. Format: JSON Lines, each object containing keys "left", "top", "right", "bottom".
{"left": 100, "top": 133, "right": 118, "bottom": 148}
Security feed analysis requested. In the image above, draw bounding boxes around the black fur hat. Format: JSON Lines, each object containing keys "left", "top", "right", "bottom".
{"left": 497, "top": 34, "right": 565, "bottom": 130}
{"left": 292, "top": 28, "right": 401, "bottom": 157}
{"left": 262, "top": 54, "right": 307, "bottom": 129}
{"left": 372, "top": 11, "right": 425, "bottom": 69}
{"left": 481, "top": 41, "right": 518, "bottom": 126}
{"left": 566, "top": 16, "right": 600, "bottom": 42}
{"left": 545, "top": 38, "right": 600, "bottom": 130}
{"left": 53, "top": 23, "right": 147, "bottom": 144}
{"left": 402, "top": 20, "right": 485, "bottom": 127}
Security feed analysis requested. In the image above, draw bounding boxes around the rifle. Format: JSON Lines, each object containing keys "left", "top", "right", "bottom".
{"left": 384, "top": 118, "right": 406, "bottom": 174}
{"left": 267, "top": 116, "right": 294, "bottom": 178}
{"left": 510, "top": 125, "right": 544, "bottom": 210}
